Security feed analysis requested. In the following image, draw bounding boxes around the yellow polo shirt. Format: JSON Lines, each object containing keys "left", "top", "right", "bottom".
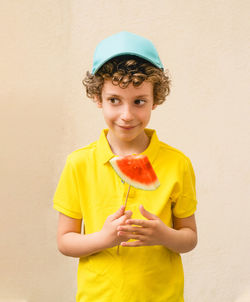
{"left": 53, "top": 129, "right": 197, "bottom": 302}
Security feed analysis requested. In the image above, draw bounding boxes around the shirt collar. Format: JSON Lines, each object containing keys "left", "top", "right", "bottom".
{"left": 141, "top": 129, "right": 160, "bottom": 164}
{"left": 96, "top": 128, "right": 161, "bottom": 165}
{"left": 96, "top": 129, "right": 115, "bottom": 164}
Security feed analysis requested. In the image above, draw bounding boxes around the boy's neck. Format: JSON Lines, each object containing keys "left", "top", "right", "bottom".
{"left": 106, "top": 130, "right": 150, "bottom": 156}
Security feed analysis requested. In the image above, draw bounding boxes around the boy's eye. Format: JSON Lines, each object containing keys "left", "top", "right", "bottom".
{"left": 134, "top": 99, "right": 146, "bottom": 105}
{"left": 109, "top": 98, "right": 120, "bottom": 104}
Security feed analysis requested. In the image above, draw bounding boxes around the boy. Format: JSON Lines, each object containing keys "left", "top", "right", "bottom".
{"left": 53, "top": 31, "right": 198, "bottom": 302}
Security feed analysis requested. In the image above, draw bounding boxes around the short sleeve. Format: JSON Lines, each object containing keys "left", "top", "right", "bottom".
{"left": 172, "top": 158, "right": 197, "bottom": 218}
{"left": 53, "top": 156, "right": 82, "bottom": 219}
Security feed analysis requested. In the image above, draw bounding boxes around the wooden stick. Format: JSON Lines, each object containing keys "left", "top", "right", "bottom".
{"left": 117, "top": 185, "right": 131, "bottom": 255}
{"left": 124, "top": 184, "right": 131, "bottom": 208}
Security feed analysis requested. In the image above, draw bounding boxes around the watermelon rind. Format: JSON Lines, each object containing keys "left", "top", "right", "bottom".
{"left": 109, "top": 156, "right": 160, "bottom": 191}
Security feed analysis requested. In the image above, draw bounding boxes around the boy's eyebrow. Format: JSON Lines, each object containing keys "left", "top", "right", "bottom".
{"left": 105, "top": 93, "right": 121, "bottom": 98}
{"left": 104, "top": 93, "right": 151, "bottom": 98}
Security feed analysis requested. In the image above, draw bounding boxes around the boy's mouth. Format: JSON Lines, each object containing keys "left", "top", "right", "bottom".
{"left": 118, "top": 125, "right": 137, "bottom": 130}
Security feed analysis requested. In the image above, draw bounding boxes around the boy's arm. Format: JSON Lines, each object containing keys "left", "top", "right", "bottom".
{"left": 57, "top": 213, "right": 103, "bottom": 258}
{"left": 166, "top": 214, "right": 197, "bottom": 253}
{"left": 57, "top": 206, "right": 132, "bottom": 258}
{"left": 117, "top": 205, "right": 197, "bottom": 254}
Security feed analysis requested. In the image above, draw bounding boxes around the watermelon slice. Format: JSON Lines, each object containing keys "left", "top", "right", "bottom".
{"left": 110, "top": 154, "right": 160, "bottom": 190}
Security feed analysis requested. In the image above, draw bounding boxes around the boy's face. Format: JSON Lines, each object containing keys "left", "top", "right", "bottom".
{"left": 97, "top": 79, "right": 157, "bottom": 145}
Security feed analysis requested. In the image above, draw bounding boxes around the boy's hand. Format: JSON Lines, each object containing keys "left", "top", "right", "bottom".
{"left": 100, "top": 205, "right": 133, "bottom": 249}
{"left": 117, "top": 205, "right": 169, "bottom": 247}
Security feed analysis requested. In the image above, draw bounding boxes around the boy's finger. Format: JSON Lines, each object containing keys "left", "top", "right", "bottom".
{"left": 109, "top": 206, "right": 125, "bottom": 220}
{"left": 139, "top": 205, "right": 158, "bottom": 220}
{"left": 117, "top": 225, "right": 145, "bottom": 234}
{"left": 120, "top": 240, "right": 144, "bottom": 247}
{"left": 117, "top": 231, "right": 142, "bottom": 241}
{"left": 117, "top": 210, "right": 132, "bottom": 224}
{"left": 125, "top": 218, "right": 149, "bottom": 227}
{"left": 125, "top": 210, "right": 133, "bottom": 218}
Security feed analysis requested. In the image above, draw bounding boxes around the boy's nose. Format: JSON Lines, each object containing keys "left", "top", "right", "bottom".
{"left": 121, "top": 105, "right": 134, "bottom": 121}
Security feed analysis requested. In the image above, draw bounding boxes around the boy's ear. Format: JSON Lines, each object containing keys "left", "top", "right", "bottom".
{"left": 94, "top": 95, "right": 102, "bottom": 108}
{"left": 152, "top": 103, "right": 157, "bottom": 110}
{"left": 97, "top": 101, "right": 102, "bottom": 108}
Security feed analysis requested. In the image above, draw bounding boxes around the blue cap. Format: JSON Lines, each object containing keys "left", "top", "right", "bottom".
{"left": 92, "top": 31, "right": 164, "bottom": 74}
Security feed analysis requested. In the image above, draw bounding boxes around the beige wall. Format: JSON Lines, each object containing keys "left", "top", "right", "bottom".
{"left": 1, "top": 1, "right": 249, "bottom": 301}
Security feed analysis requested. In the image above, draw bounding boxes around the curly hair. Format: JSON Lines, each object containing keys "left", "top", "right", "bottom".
{"left": 82, "top": 55, "right": 171, "bottom": 105}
